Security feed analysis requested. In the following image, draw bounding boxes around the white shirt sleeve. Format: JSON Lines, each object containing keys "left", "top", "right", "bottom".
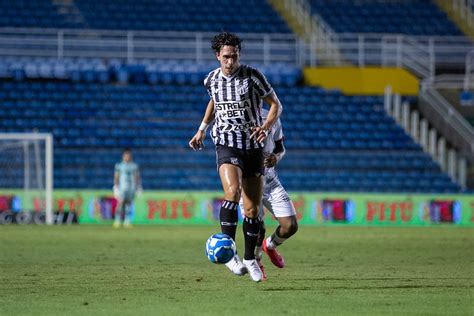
{"left": 273, "top": 118, "right": 283, "bottom": 141}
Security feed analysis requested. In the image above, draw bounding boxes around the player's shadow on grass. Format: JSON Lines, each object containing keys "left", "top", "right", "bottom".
{"left": 293, "top": 277, "right": 472, "bottom": 281}
{"left": 261, "top": 284, "right": 471, "bottom": 291}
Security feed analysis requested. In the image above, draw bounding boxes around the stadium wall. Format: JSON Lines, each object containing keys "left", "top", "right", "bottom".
{"left": 303, "top": 67, "right": 419, "bottom": 96}
{"left": 0, "top": 190, "right": 473, "bottom": 227}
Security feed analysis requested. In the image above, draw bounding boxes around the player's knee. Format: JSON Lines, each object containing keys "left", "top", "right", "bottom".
{"left": 289, "top": 220, "right": 298, "bottom": 235}
{"left": 224, "top": 185, "right": 241, "bottom": 202}
{"left": 243, "top": 206, "right": 259, "bottom": 218}
{"left": 279, "top": 218, "right": 298, "bottom": 237}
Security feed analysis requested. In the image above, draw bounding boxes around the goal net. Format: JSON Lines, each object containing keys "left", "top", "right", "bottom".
{"left": 0, "top": 133, "right": 53, "bottom": 224}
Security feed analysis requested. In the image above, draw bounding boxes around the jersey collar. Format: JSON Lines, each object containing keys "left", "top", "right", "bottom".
{"left": 220, "top": 65, "right": 242, "bottom": 80}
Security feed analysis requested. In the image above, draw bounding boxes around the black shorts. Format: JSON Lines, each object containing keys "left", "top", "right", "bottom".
{"left": 216, "top": 145, "right": 264, "bottom": 178}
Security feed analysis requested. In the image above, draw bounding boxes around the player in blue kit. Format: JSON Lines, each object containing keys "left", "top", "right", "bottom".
{"left": 113, "top": 148, "right": 142, "bottom": 228}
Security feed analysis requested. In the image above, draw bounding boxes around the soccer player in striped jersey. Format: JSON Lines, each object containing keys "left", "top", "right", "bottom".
{"left": 189, "top": 32, "right": 283, "bottom": 282}
{"left": 113, "top": 148, "right": 142, "bottom": 228}
{"left": 239, "top": 108, "right": 298, "bottom": 281}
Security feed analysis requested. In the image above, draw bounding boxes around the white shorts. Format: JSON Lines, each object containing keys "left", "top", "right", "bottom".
{"left": 239, "top": 175, "right": 296, "bottom": 219}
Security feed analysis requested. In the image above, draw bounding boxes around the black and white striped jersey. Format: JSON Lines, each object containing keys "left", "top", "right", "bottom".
{"left": 204, "top": 64, "right": 273, "bottom": 150}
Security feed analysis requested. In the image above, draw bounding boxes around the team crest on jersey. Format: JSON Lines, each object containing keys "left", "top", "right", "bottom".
{"left": 230, "top": 158, "right": 239, "bottom": 165}
{"left": 237, "top": 81, "right": 249, "bottom": 95}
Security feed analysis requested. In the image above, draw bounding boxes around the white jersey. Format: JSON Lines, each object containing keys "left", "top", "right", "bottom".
{"left": 240, "top": 109, "right": 296, "bottom": 219}
{"left": 261, "top": 108, "right": 283, "bottom": 184}
{"left": 204, "top": 64, "right": 273, "bottom": 150}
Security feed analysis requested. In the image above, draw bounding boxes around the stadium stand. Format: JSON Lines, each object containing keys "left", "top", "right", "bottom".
{"left": 0, "top": 58, "right": 301, "bottom": 87}
{"left": 0, "top": 76, "right": 462, "bottom": 193}
{"left": 0, "top": 0, "right": 80, "bottom": 28}
{"left": 0, "top": 0, "right": 467, "bottom": 193}
{"left": 75, "top": 0, "right": 291, "bottom": 33}
{"left": 309, "top": 0, "right": 463, "bottom": 36}
{"left": 0, "top": 0, "right": 291, "bottom": 33}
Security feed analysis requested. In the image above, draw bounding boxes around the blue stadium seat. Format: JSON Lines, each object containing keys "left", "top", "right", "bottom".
{"left": 0, "top": 0, "right": 291, "bottom": 33}
{"left": 0, "top": 77, "right": 464, "bottom": 193}
{"left": 309, "top": 0, "right": 462, "bottom": 36}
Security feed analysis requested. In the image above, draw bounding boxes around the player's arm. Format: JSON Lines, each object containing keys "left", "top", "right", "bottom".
{"left": 114, "top": 172, "right": 119, "bottom": 187}
{"left": 113, "top": 164, "right": 120, "bottom": 187}
{"left": 113, "top": 168, "right": 120, "bottom": 198}
{"left": 135, "top": 167, "right": 143, "bottom": 195}
{"left": 135, "top": 167, "right": 142, "bottom": 188}
{"left": 251, "top": 91, "right": 283, "bottom": 143}
{"left": 189, "top": 99, "right": 215, "bottom": 150}
{"left": 264, "top": 138, "right": 285, "bottom": 168}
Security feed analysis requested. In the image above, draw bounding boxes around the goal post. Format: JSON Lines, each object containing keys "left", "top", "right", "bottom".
{"left": 0, "top": 133, "right": 53, "bottom": 224}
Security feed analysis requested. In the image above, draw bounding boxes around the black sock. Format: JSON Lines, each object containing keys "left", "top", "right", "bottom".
{"left": 243, "top": 217, "right": 261, "bottom": 260}
{"left": 219, "top": 200, "right": 238, "bottom": 240}
{"left": 270, "top": 226, "right": 286, "bottom": 247}
{"left": 256, "top": 221, "right": 266, "bottom": 247}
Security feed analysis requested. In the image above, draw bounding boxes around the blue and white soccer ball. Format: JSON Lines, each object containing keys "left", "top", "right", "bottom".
{"left": 205, "top": 233, "right": 236, "bottom": 264}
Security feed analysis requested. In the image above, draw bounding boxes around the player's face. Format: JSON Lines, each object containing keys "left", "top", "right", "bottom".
{"left": 217, "top": 45, "right": 240, "bottom": 76}
{"left": 123, "top": 152, "right": 132, "bottom": 162}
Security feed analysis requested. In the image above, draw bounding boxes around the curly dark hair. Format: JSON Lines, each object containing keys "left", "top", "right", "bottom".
{"left": 211, "top": 32, "right": 242, "bottom": 53}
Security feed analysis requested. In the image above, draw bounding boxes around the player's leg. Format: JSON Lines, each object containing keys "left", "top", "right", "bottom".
{"left": 113, "top": 196, "right": 124, "bottom": 228}
{"left": 264, "top": 215, "right": 298, "bottom": 252}
{"left": 122, "top": 191, "right": 135, "bottom": 228}
{"left": 241, "top": 176, "right": 264, "bottom": 282}
{"left": 255, "top": 217, "right": 266, "bottom": 260}
{"left": 218, "top": 163, "right": 242, "bottom": 240}
{"left": 218, "top": 161, "right": 247, "bottom": 276}
{"left": 239, "top": 195, "right": 267, "bottom": 280}
{"left": 255, "top": 217, "right": 267, "bottom": 280}
{"left": 239, "top": 199, "right": 265, "bottom": 260}
{"left": 262, "top": 182, "right": 298, "bottom": 268}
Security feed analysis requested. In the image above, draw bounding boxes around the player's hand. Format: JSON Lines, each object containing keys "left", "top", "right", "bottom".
{"left": 189, "top": 130, "right": 206, "bottom": 151}
{"left": 113, "top": 185, "right": 120, "bottom": 199}
{"left": 264, "top": 153, "right": 278, "bottom": 168}
{"left": 136, "top": 186, "right": 143, "bottom": 197}
{"left": 250, "top": 126, "right": 269, "bottom": 143}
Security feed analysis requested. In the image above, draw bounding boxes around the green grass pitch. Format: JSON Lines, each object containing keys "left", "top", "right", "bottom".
{"left": 0, "top": 225, "right": 472, "bottom": 315}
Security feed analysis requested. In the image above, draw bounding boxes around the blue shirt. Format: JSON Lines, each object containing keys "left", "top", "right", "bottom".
{"left": 115, "top": 162, "right": 139, "bottom": 191}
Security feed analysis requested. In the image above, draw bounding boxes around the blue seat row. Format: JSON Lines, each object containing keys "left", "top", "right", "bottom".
{"left": 0, "top": 78, "right": 463, "bottom": 193}
{"left": 310, "top": 0, "right": 463, "bottom": 36}
{"left": 0, "top": 0, "right": 290, "bottom": 33}
{"left": 0, "top": 58, "right": 301, "bottom": 87}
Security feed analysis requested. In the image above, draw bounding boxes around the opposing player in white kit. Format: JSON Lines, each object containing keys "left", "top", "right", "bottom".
{"left": 240, "top": 108, "right": 298, "bottom": 280}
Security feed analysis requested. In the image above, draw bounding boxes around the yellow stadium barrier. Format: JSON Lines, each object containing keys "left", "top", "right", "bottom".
{"left": 303, "top": 67, "right": 419, "bottom": 96}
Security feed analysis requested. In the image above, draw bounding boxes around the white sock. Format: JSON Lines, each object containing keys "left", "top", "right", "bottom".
{"left": 266, "top": 236, "right": 276, "bottom": 249}
{"left": 266, "top": 233, "right": 287, "bottom": 250}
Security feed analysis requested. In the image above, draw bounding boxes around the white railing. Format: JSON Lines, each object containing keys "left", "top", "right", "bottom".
{"left": 427, "top": 51, "right": 474, "bottom": 91}
{"left": 317, "top": 34, "right": 473, "bottom": 80}
{"left": 465, "top": 49, "right": 474, "bottom": 91}
{"left": 384, "top": 86, "right": 469, "bottom": 188}
{"left": 431, "top": 74, "right": 471, "bottom": 90}
{"left": 419, "top": 81, "right": 474, "bottom": 157}
{"left": 0, "top": 28, "right": 472, "bottom": 77}
{"left": 452, "top": 0, "right": 474, "bottom": 28}
{"left": 281, "top": 0, "right": 312, "bottom": 35}
{"left": 0, "top": 28, "right": 304, "bottom": 66}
